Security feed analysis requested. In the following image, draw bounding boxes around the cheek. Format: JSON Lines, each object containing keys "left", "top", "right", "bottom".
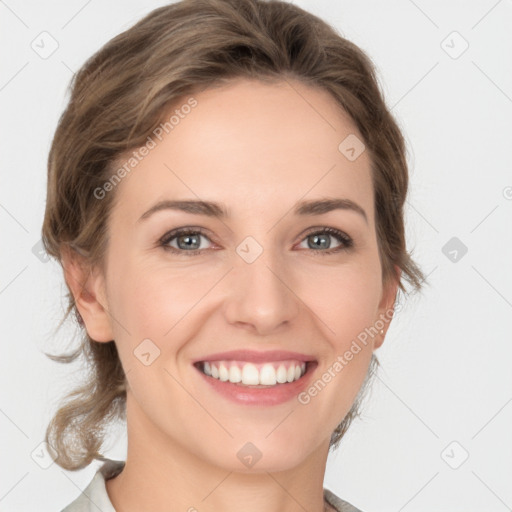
{"left": 299, "top": 258, "right": 382, "bottom": 343}
{"left": 300, "top": 264, "right": 381, "bottom": 408}
{"left": 106, "top": 258, "right": 216, "bottom": 358}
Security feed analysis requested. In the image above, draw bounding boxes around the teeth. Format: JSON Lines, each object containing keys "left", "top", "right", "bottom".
{"left": 229, "top": 365, "right": 242, "bottom": 383}
{"left": 219, "top": 363, "right": 229, "bottom": 382}
{"left": 200, "top": 360, "right": 307, "bottom": 386}
{"left": 276, "top": 364, "right": 287, "bottom": 383}
{"left": 241, "top": 363, "right": 259, "bottom": 385}
{"left": 260, "top": 364, "right": 277, "bottom": 385}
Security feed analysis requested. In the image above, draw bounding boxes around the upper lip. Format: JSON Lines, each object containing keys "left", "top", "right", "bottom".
{"left": 193, "top": 349, "right": 317, "bottom": 364}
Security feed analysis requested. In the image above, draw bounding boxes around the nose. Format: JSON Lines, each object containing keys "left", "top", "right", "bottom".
{"left": 223, "top": 248, "right": 301, "bottom": 336}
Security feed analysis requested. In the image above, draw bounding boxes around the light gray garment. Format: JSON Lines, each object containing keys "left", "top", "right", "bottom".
{"left": 61, "top": 458, "right": 364, "bottom": 512}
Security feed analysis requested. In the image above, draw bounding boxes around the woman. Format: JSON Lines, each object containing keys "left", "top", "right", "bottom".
{"left": 42, "top": 0, "right": 424, "bottom": 510}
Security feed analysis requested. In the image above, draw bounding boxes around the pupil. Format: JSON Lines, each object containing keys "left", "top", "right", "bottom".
{"left": 179, "top": 234, "right": 200, "bottom": 250}
{"left": 310, "top": 234, "right": 329, "bottom": 249}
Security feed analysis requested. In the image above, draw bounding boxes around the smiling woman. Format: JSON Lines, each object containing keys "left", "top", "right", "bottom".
{"left": 41, "top": 1, "right": 425, "bottom": 511}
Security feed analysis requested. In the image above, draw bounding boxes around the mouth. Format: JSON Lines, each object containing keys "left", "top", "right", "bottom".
{"left": 193, "top": 359, "right": 316, "bottom": 388}
{"left": 192, "top": 353, "right": 318, "bottom": 406}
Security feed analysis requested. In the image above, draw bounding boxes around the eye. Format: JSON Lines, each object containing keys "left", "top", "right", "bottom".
{"left": 296, "top": 227, "right": 353, "bottom": 255}
{"left": 159, "top": 226, "right": 353, "bottom": 256}
{"left": 159, "top": 227, "right": 214, "bottom": 255}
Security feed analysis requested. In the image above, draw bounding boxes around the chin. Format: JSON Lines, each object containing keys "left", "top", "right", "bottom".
{"left": 197, "top": 432, "right": 321, "bottom": 474}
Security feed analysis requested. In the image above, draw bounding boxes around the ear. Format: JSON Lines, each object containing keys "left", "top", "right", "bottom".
{"left": 373, "top": 265, "right": 401, "bottom": 350}
{"left": 61, "top": 245, "right": 114, "bottom": 342}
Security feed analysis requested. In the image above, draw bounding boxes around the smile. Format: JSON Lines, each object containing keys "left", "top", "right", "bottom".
{"left": 196, "top": 359, "right": 308, "bottom": 387}
{"left": 193, "top": 358, "right": 318, "bottom": 406}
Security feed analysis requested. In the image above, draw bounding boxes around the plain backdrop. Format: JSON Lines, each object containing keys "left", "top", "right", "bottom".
{"left": 1, "top": 1, "right": 511, "bottom": 511}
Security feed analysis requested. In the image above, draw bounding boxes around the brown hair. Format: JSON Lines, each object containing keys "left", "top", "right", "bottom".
{"left": 42, "top": 0, "right": 425, "bottom": 470}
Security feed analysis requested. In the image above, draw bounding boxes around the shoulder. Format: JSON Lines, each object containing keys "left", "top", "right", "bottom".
{"left": 324, "top": 488, "right": 365, "bottom": 512}
{"left": 60, "top": 459, "right": 125, "bottom": 512}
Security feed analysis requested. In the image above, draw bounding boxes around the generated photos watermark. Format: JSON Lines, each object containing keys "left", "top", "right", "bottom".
{"left": 94, "top": 97, "right": 197, "bottom": 200}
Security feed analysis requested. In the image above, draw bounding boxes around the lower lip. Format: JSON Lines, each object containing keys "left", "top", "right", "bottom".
{"left": 194, "top": 362, "right": 318, "bottom": 406}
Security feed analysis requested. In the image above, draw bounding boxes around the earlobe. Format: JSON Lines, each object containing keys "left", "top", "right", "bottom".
{"left": 61, "top": 245, "right": 114, "bottom": 342}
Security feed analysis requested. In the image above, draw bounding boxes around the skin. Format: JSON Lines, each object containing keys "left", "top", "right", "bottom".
{"left": 63, "top": 78, "right": 399, "bottom": 512}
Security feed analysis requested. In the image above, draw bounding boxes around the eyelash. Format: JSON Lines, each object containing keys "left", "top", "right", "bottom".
{"left": 159, "top": 226, "right": 354, "bottom": 256}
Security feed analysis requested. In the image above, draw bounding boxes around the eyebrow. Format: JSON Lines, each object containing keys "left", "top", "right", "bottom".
{"left": 137, "top": 198, "right": 368, "bottom": 224}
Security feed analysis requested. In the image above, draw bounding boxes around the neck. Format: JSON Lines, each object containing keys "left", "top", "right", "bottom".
{"left": 106, "top": 391, "right": 331, "bottom": 512}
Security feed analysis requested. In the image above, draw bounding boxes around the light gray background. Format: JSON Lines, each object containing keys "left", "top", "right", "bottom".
{"left": 1, "top": 1, "right": 511, "bottom": 511}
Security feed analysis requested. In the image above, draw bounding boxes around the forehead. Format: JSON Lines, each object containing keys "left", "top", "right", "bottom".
{"left": 108, "top": 78, "right": 374, "bottom": 225}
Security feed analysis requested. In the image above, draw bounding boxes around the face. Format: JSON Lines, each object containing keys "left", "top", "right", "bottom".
{"left": 75, "top": 78, "right": 398, "bottom": 473}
